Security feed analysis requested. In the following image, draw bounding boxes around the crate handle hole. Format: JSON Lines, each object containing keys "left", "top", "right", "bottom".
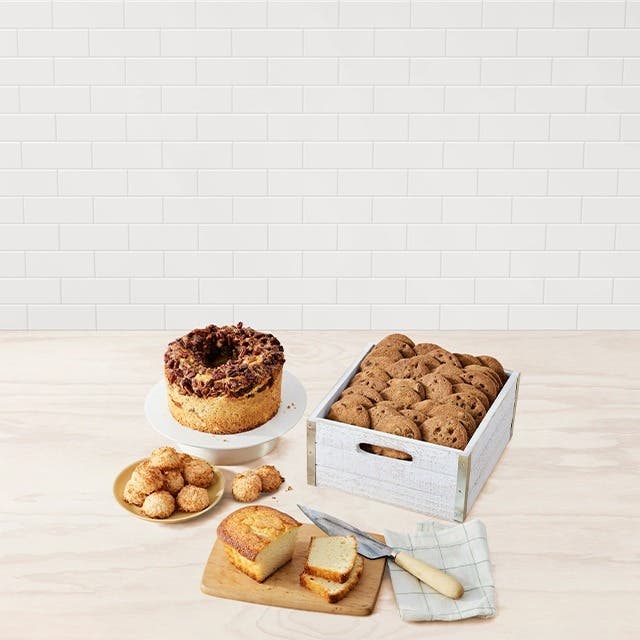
{"left": 358, "top": 443, "right": 413, "bottom": 462}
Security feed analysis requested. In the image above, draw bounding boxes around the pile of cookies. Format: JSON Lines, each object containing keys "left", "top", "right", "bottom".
{"left": 123, "top": 446, "right": 216, "bottom": 519}
{"left": 231, "top": 465, "right": 285, "bottom": 502}
{"left": 328, "top": 334, "right": 508, "bottom": 455}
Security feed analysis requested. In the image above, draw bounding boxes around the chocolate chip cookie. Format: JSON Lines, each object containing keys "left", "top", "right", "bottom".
{"left": 426, "top": 403, "right": 478, "bottom": 438}
{"left": 452, "top": 383, "right": 490, "bottom": 411}
{"left": 418, "top": 373, "right": 453, "bottom": 401}
{"left": 421, "top": 416, "right": 469, "bottom": 450}
{"left": 328, "top": 399, "right": 371, "bottom": 428}
{"left": 442, "top": 391, "right": 487, "bottom": 426}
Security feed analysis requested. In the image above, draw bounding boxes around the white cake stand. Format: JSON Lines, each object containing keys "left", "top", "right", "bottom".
{"left": 144, "top": 370, "right": 306, "bottom": 465}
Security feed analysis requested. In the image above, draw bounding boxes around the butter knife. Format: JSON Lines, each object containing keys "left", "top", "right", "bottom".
{"left": 298, "top": 504, "right": 464, "bottom": 600}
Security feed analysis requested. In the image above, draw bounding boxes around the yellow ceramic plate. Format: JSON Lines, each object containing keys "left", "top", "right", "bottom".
{"left": 113, "top": 458, "right": 225, "bottom": 523}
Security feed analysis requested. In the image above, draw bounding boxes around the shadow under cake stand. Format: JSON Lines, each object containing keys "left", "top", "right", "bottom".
{"left": 144, "top": 370, "right": 306, "bottom": 465}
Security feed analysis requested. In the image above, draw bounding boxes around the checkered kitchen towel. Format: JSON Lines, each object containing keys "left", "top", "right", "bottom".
{"left": 384, "top": 519, "right": 496, "bottom": 622}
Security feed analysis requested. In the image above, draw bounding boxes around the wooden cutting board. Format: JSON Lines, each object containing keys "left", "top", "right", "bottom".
{"left": 201, "top": 523, "right": 386, "bottom": 616}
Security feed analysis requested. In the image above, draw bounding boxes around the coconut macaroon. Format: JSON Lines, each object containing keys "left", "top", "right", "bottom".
{"left": 149, "top": 446, "right": 181, "bottom": 471}
{"left": 162, "top": 469, "right": 185, "bottom": 496}
{"left": 177, "top": 452, "right": 191, "bottom": 468}
{"left": 123, "top": 480, "right": 146, "bottom": 506}
{"left": 141, "top": 490, "right": 176, "bottom": 519}
{"left": 232, "top": 471, "right": 262, "bottom": 503}
{"left": 121, "top": 449, "right": 216, "bottom": 518}
{"left": 182, "top": 457, "right": 215, "bottom": 488}
{"left": 255, "top": 465, "right": 284, "bottom": 493}
{"left": 130, "top": 460, "right": 164, "bottom": 495}
{"left": 176, "top": 485, "right": 210, "bottom": 512}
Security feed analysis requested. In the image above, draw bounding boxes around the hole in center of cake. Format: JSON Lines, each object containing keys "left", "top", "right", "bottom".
{"left": 203, "top": 346, "right": 235, "bottom": 368}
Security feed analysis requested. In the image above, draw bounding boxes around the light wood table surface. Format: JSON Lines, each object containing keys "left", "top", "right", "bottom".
{"left": 2, "top": 331, "right": 638, "bottom": 639}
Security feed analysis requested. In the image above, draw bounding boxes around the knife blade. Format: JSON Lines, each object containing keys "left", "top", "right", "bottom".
{"left": 298, "top": 504, "right": 464, "bottom": 600}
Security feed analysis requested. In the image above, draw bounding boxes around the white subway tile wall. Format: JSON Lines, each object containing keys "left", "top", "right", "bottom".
{"left": 0, "top": 0, "right": 638, "bottom": 330}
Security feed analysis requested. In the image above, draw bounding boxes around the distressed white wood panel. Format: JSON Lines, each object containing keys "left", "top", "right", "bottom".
{"left": 314, "top": 419, "right": 459, "bottom": 520}
{"left": 316, "top": 464, "right": 456, "bottom": 520}
{"left": 316, "top": 419, "right": 461, "bottom": 475}
{"left": 315, "top": 466, "right": 458, "bottom": 521}
{"left": 466, "top": 371, "right": 519, "bottom": 511}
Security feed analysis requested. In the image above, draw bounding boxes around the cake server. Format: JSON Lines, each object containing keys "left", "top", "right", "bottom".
{"left": 298, "top": 504, "right": 464, "bottom": 600}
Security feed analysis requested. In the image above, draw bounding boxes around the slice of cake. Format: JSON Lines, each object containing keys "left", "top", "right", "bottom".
{"left": 301, "top": 556, "right": 364, "bottom": 603}
{"left": 304, "top": 535, "right": 358, "bottom": 583}
{"left": 217, "top": 505, "right": 301, "bottom": 583}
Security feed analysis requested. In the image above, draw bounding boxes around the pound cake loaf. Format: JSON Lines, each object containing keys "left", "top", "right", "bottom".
{"left": 217, "top": 506, "right": 301, "bottom": 582}
{"left": 164, "top": 323, "right": 285, "bottom": 434}
{"left": 300, "top": 556, "right": 364, "bottom": 603}
{"left": 300, "top": 536, "right": 363, "bottom": 602}
{"left": 303, "top": 535, "right": 358, "bottom": 583}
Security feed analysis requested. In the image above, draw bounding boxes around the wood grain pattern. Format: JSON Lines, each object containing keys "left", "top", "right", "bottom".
{"left": 201, "top": 524, "right": 386, "bottom": 616}
{"left": 1, "top": 331, "right": 639, "bottom": 639}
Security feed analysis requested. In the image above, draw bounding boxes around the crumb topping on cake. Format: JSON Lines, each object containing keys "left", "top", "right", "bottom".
{"left": 164, "top": 323, "right": 285, "bottom": 398}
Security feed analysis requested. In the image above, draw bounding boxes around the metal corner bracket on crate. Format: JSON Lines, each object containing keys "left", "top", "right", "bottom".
{"left": 307, "top": 343, "right": 521, "bottom": 522}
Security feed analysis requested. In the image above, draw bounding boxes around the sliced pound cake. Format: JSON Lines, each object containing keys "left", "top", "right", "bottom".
{"left": 304, "top": 535, "right": 358, "bottom": 583}
{"left": 217, "top": 506, "right": 301, "bottom": 583}
{"left": 301, "top": 555, "right": 364, "bottom": 603}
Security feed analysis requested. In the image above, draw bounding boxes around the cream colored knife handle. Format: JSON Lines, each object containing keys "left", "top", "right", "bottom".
{"left": 393, "top": 551, "right": 464, "bottom": 599}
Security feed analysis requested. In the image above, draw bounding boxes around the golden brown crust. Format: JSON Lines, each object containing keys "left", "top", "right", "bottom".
{"left": 254, "top": 465, "right": 284, "bottom": 493}
{"left": 182, "top": 458, "right": 215, "bottom": 488}
{"left": 232, "top": 471, "right": 262, "bottom": 502}
{"left": 130, "top": 460, "right": 164, "bottom": 495}
{"left": 167, "top": 369, "right": 282, "bottom": 434}
{"left": 123, "top": 480, "right": 146, "bottom": 506}
{"left": 300, "top": 556, "right": 364, "bottom": 603}
{"left": 141, "top": 490, "right": 176, "bottom": 519}
{"left": 162, "top": 469, "right": 185, "bottom": 495}
{"left": 222, "top": 544, "right": 268, "bottom": 582}
{"left": 148, "top": 446, "right": 181, "bottom": 471}
{"left": 303, "top": 536, "right": 357, "bottom": 583}
{"left": 216, "top": 506, "right": 301, "bottom": 562}
{"left": 176, "top": 484, "right": 210, "bottom": 512}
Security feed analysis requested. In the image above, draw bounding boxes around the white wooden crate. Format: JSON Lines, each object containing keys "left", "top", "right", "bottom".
{"left": 307, "top": 343, "right": 520, "bottom": 522}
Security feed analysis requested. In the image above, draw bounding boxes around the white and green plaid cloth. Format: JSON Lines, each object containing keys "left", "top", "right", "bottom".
{"left": 384, "top": 519, "right": 496, "bottom": 622}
